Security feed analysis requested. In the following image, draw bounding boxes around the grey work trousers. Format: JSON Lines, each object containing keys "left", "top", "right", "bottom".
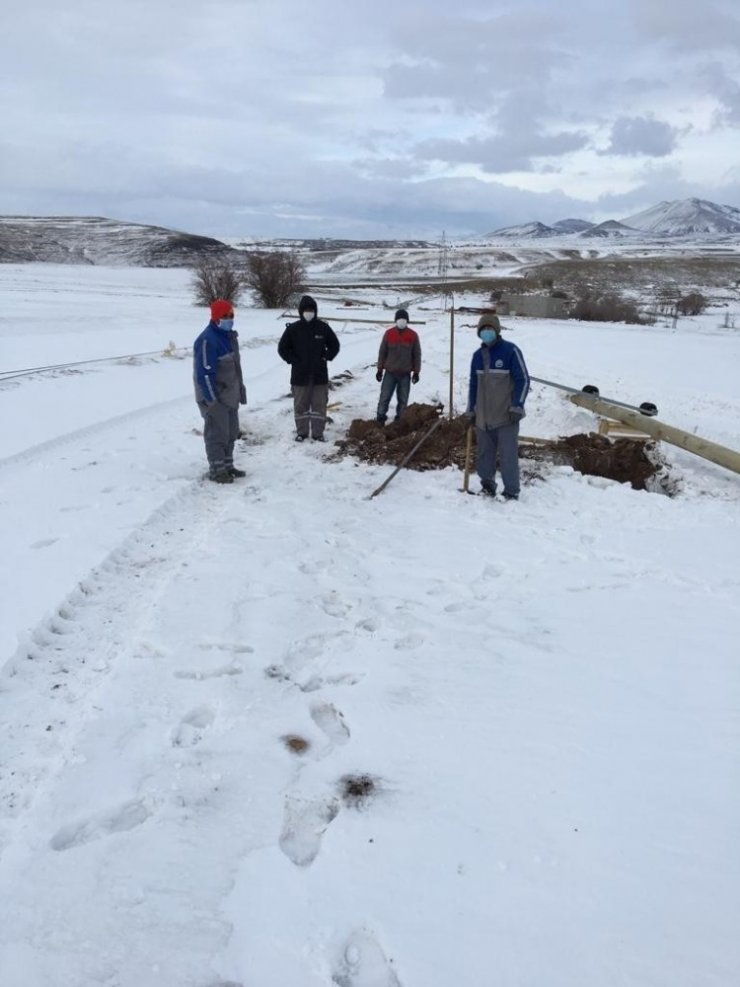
{"left": 293, "top": 383, "right": 329, "bottom": 438}
{"left": 475, "top": 421, "right": 520, "bottom": 496}
{"left": 199, "top": 400, "right": 239, "bottom": 475}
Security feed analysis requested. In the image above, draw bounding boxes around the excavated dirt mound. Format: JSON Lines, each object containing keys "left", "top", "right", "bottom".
{"left": 336, "top": 403, "right": 664, "bottom": 491}
{"left": 525, "top": 433, "right": 660, "bottom": 490}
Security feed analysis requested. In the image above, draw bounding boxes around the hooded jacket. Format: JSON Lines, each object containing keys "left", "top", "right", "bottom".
{"left": 278, "top": 295, "right": 340, "bottom": 386}
{"left": 193, "top": 322, "right": 246, "bottom": 409}
{"left": 467, "top": 336, "right": 529, "bottom": 429}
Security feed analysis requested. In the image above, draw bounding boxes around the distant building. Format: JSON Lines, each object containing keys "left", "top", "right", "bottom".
{"left": 496, "top": 294, "right": 570, "bottom": 318}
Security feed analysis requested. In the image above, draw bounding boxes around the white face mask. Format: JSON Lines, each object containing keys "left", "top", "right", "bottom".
{"left": 395, "top": 318, "right": 408, "bottom": 330}
{"left": 303, "top": 311, "right": 315, "bottom": 322}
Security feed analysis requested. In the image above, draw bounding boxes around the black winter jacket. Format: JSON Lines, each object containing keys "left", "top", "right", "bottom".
{"left": 278, "top": 314, "right": 340, "bottom": 386}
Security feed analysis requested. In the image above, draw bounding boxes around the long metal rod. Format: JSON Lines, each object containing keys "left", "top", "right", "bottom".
{"left": 369, "top": 417, "right": 444, "bottom": 498}
{"left": 530, "top": 375, "right": 651, "bottom": 415}
{"left": 0, "top": 348, "right": 183, "bottom": 382}
{"left": 448, "top": 300, "right": 455, "bottom": 420}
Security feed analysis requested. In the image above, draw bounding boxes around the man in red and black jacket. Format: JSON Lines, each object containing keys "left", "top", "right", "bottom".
{"left": 375, "top": 309, "right": 422, "bottom": 424}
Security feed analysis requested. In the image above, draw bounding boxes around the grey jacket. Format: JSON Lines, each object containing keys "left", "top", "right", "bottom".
{"left": 193, "top": 325, "right": 246, "bottom": 410}
{"left": 470, "top": 342, "right": 529, "bottom": 429}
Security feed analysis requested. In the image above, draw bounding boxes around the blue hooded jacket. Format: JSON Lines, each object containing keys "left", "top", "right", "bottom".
{"left": 467, "top": 337, "right": 529, "bottom": 428}
{"left": 193, "top": 322, "right": 245, "bottom": 407}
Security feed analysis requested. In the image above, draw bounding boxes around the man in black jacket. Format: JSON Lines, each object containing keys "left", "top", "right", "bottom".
{"left": 278, "top": 295, "right": 340, "bottom": 441}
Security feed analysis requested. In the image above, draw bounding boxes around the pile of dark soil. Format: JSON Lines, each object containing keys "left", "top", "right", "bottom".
{"left": 526, "top": 433, "right": 660, "bottom": 490}
{"left": 336, "top": 403, "right": 664, "bottom": 491}
{"left": 338, "top": 404, "right": 469, "bottom": 471}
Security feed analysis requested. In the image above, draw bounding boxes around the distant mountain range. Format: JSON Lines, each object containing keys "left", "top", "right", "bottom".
{"left": 1, "top": 197, "right": 739, "bottom": 269}
{"left": 487, "top": 198, "right": 740, "bottom": 239}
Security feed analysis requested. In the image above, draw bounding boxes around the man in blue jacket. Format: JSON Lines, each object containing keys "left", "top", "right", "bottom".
{"left": 193, "top": 299, "right": 247, "bottom": 484}
{"left": 467, "top": 313, "right": 529, "bottom": 499}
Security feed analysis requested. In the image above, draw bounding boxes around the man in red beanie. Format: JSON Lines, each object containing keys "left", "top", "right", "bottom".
{"left": 193, "top": 299, "right": 247, "bottom": 483}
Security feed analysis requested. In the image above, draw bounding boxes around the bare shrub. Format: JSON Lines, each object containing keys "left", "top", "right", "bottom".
{"left": 242, "top": 250, "right": 306, "bottom": 308}
{"left": 676, "top": 291, "right": 708, "bottom": 316}
{"left": 191, "top": 260, "right": 242, "bottom": 306}
{"left": 570, "top": 291, "right": 645, "bottom": 324}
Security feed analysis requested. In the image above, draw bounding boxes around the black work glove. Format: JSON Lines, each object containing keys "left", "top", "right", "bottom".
{"left": 411, "top": 372, "right": 420, "bottom": 384}
{"left": 508, "top": 406, "right": 525, "bottom": 424}
{"left": 376, "top": 370, "right": 383, "bottom": 382}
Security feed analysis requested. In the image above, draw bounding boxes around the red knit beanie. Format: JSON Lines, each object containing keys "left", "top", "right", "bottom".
{"left": 210, "top": 299, "right": 234, "bottom": 321}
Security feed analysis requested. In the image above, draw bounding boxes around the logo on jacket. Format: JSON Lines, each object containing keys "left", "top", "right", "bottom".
{"left": 495, "top": 359, "right": 504, "bottom": 368}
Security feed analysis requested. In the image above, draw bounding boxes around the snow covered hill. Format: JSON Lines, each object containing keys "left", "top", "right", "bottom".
{"left": 552, "top": 218, "right": 595, "bottom": 234}
{"left": 484, "top": 198, "right": 740, "bottom": 241}
{"left": 623, "top": 198, "right": 740, "bottom": 235}
{"left": 580, "top": 219, "right": 640, "bottom": 238}
{"left": 0, "top": 264, "right": 739, "bottom": 986}
{"left": 484, "top": 221, "right": 560, "bottom": 238}
{"left": 0, "top": 216, "right": 240, "bottom": 267}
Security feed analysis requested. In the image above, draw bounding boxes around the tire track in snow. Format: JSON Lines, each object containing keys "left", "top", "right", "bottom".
{"left": 0, "top": 477, "right": 238, "bottom": 855}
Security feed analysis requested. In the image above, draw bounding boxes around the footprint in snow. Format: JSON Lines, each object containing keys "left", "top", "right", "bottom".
{"left": 393, "top": 633, "right": 425, "bottom": 651}
{"left": 50, "top": 798, "right": 152, "bottom": 851}
{"left": 299, "top": 671, "right": 364, "bottom": 693}
{"left": 278, "top": 795, "right": 340, "bottom": 867}
{"left": 284, "top": 630, "right": 347, "bottom": 667}
{"left": 198, "top": 640, "right": 254, "bottom": 655}
{"left": 298, "top": 559, "right": 330, "bottom": 576}
{"left": 332, "top": 930, "right": 402, "bottom": 987}
{"left": 320, "top": 592, "right": 352, "bottom": 618}
{"left": 172, "top": 705, "right": 216, "bottom": 747}
{"left": 310, "top": 701, "right": 350, "bottom": 744}
{"left": 174, "top": 663, "right": 243, "bottom": 680}
{"left": 30, "top": 537, "right": 59, "bottom": 550}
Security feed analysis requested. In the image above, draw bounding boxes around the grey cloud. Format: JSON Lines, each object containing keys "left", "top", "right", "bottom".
{"left": 699, "top": 64, "right": 740, "bottom": 127}
{"left": 353, "top": 158, "right": 426, "bottom": 180}
{"left": 382, "top": 10, "right": 568, "bottom": 110}
{"left": 414, "top": 130, "right": 590, "bottom": 173}
{"left": 635, "top": 0, "right": 740, "bottom": 49}
{"left": 602, "top": 116, "right": 680, "bottom": 157}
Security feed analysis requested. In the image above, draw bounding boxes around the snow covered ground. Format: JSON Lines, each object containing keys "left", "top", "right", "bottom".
{"left": 1, "top": 264, "right": 739, "bottom": 987}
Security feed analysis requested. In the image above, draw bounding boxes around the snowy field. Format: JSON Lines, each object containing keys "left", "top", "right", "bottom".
{"left": 1, "top": 263, "right": 739, "bottom": 987}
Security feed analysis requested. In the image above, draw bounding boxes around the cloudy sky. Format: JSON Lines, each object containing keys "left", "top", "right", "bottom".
{"left": 2, "top": 0, "right": 740, "bottom": 238}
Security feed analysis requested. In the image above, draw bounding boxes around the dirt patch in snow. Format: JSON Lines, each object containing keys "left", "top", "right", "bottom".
{"left": 282, "top": 735, "right": 311, "bottom": 755}
{"left": 334, "top": 402, "right": 667, "bottom": 491}
{"left": 339, "top": 773, "right": 378, "bottom": 809}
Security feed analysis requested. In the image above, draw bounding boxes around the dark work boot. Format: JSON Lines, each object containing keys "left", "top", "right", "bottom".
{"left": 481, "top": 479, "right": 496, "bottom": 497}
{"left": 228, "top": 466, "right": 246, "bottom": 477}
{"left": 211, "top": 471, "right": 234, "bottom": 484}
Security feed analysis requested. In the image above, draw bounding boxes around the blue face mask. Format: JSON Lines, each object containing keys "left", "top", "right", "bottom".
{"left": 480, "top": 329, "right": 497, "bottom": 345}
{"left": 217, "top": 318, "right": 234, "bottom": 331}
